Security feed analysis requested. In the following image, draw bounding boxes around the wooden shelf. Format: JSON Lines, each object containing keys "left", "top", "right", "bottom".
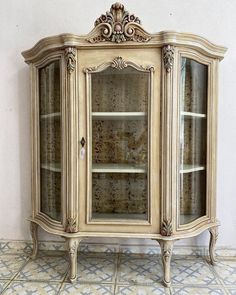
{"left": 40, "top": 112, "right": 61, "bottom": 119}
{"left": 181, "top": 111, "right": 206, "bottom": 118}
{"left": 41, "top": 163, "right": 61, "bottom": 172}
{"left": 92, "top": 112, "right": 146, "bottom": 120}
{"left": 92, "top": 163, "right": 146, "bottom": 173}
{"left": 180, "top": 164, "right": 205, "bottom": 174}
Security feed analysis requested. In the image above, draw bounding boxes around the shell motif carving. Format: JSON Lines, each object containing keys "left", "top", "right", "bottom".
{"left": 65, "top": 217, "right": 77, "bottom": 233}
{"left": 87, "top": 2, "right": 151, "bottom": 43}
{"left": 65, "top": 47, "right": 76, "bottom": 74}
{"left": 111, "top": 56, "right": 127, "bottom": 70}
{"left": 161, "top": 219, "right": 173, "bottom": 236}
{"left": 163, "top": 45, "right": 175, "bottom": 73}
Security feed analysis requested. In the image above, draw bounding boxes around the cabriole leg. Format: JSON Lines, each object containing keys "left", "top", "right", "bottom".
{"left": 68, "top": 238, "right": 82, "bottom": 283}
{"left": 209, "top": 226, "right": 218, "bottom": 265}
{"left": 158, "top": 240, "right": 174, "bottom": 288}
{"left": 30, "top": 221, "right": 38, "bottom": 259}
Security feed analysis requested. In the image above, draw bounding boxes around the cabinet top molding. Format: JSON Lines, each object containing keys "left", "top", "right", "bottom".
{"left": 22, "top": 2, "right": 227, "bottom": 63}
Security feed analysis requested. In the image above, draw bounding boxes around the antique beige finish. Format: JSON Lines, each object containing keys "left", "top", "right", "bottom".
{"left": 22, "top": 3, "right": 227, "bottom": 287}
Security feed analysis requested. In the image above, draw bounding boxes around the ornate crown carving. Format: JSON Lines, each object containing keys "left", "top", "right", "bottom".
{"left": 87, "top": 2, "right": 151, "bottom": 43}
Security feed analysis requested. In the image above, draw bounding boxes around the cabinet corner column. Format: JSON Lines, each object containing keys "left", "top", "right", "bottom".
{"left": 64, "top": 47, "right": 79, "bottom": 233}
{"left": 161, "top": 45, "right": 176, "bottom": 234}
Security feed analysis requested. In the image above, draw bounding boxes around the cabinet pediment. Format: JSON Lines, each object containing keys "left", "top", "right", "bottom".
{"left": 86, "top": 2, "right": 151, "bottom": 44}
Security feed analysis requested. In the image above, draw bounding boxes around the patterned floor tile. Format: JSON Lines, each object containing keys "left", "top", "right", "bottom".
{"left": 115, "top": 284, "right": 168, "bottom": 295}
{"left": 0, "top": 242, "right": 32, "bottom": 255}
{"left": 171, "top": 259, "right": 219, "bottom": 285}
{"left": 2, "top": 281, "right": 61, "bottom": 295}
{"left": 117, "top": 255, "right": 162, "bottom": 284}
{"left": 0, "top": 280, "right": 10, "bottom": 293}
{"left": 226, "top": 288, "right": 236, "bottom": 295}
{"left": 74, "top": 254, "right": 117, "bottom": 283}
{"left": 171, "top": 286, "right": 227, "bottom": 295}
{"left": 16, "top": 255, "right": 68, "bottom": 281}
{"left": 213, "top": 260, "right": 236, "bottom": 285}
{"left": 0, "top": 255, "right": 28, "bottom": 279}
{"left": 59, "top": 283, "right": 114, "bottom": 294}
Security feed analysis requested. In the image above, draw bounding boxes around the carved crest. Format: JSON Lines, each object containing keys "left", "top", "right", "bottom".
{"left": 87, "top": 2, "right": 151, "bottom": 43}
{"left": 65, "top": 47, "right": 76, "bottom": 74}
{"left": 161, "top": 219, "right": 173, "bottom": 236}
{"left": 65, "top": 217, "right": 77, "bottom": 233}
{"left": 163, "top": 45, "right": 174, "bottom": 73}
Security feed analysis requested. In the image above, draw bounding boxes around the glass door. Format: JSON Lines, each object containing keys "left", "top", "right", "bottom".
{"left": 88, "top": 61, "right": 151, "bottom": 221}
{"left": 179, "top": 57, "right": 208, "bottom": 225}
{"left": 38, "top": 60, "right": 62, "bottom": 221}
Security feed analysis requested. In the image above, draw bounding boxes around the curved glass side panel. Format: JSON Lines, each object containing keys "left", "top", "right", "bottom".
{"left": 39, "top": 60, "right": 61, "bottom": 221}
{"left": 179, "top": 58, "right": 208, "bottom": 225}
{"left": 90, "top": 66, "right": 150, "bottom": 220}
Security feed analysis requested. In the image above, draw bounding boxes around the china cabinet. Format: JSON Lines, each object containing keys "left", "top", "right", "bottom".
{"left": 22, "top": 3, "right": 227, "bottom": 287}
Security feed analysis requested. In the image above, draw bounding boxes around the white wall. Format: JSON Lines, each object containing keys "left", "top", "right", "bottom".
{"left": 0, "top": 0, "right": 235, "bottom": 248}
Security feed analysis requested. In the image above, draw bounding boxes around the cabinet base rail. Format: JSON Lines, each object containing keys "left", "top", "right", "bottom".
{"left": 29, "top": 220, "right": 219, "bottom": 287}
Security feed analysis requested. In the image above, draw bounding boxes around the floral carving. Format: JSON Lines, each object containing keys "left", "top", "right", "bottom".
{"left": 87, "top": 2, "right": 151, "bottom": 43}
{"left": 163, "top": 45, "right": 174, "bottom": 73}
{"left": 65, "top": 217, "right": 77, "bottom": 233}
{"left": 65, "top": 47, "right": 76, "bottom": 74}
{"left": 161, "top": 219, "right": 173, "bottom": 236}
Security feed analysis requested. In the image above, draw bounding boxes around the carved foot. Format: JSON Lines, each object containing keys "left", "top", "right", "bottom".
{"left": 209, "top": 226, "right": 218, "bottom": 265}
{"left": 68, "top": 238, "right": 82, "bottom": 283}
{"left": 30, "top": 221, "right": 38, "bottom": 259}
{"left": 157, "top": 240, "right": 174, "bottom": 288}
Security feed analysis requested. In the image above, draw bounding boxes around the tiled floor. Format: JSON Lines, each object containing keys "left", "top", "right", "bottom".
{"left": 0, "top": 247, "right": 235, "bottom": 294}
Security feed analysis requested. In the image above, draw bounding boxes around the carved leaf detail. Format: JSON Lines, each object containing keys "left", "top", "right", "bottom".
{"left": 161, "top": 219, "right": 173, "bottom": 236}
{"left": 87, "top": 2, "right": 151, "bottom": 43}
{"left": 163, "top": 45, "right": 174, "bottom": 73}
{"left": 65, "top": 217, "right": 77, "bottom": 233}
{"left": 65, "top": 47, "right": 76, "bottom": 74}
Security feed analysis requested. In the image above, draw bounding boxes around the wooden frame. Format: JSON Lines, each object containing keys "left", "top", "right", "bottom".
{"left": 22, "top": 2, "right": 227, "bottom": 287}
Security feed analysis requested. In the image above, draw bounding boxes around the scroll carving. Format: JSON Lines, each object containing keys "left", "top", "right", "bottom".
{"left": 161, "top": 219, "right": 173, "bottom": 236}
{"left": 65, "top": 47, "right": 76, "bottom": 74}
{"left": 87, "top": 2, "right": 151, "bottom": 43}
{"left": 65, "top": 217, "right": 77, "bottom": 233}
{"left": 163, "top": 45, "right": 174, "bottom": 73}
